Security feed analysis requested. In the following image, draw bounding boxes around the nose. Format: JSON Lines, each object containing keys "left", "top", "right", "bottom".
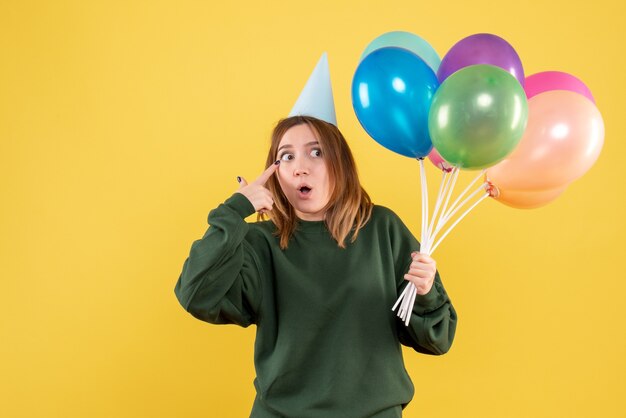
{"left": 294, "top": 166, "right": 309, "bottom": 176}
{"left": 293, "top": 159, "right": 310, "bottom": 176}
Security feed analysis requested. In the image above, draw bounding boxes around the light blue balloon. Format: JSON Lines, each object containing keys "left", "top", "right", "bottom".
{"left": 360, "top": 31, "right": 441, "bottom": 73}
{"left": 352, "top": 47, "right": 439, "bottom": 158}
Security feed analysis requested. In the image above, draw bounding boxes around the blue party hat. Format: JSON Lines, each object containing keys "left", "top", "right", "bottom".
{"left": 289, "top": 52, "right": 337, "bottom": 126}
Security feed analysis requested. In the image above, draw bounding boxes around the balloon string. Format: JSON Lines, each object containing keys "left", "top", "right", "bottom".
{"left": 399, "top": 284, "right": 413, "bottom": 323}
{"left": 431, "top": 183, "right": 486, "bottom": 245}
{"left": 404, "top": 285, "right": 417, "bottom": 326}
{"left": 401, "top": 285, "right": 416, "bottom": 321}
{"left": 430, "top": 167, "right": 459, "bottom": 248}
{"left": 394, "top": 166, "right": 489, "bottom": 324}
{"left": 419, "top": 159, "right": 429, "bottom": 252}
{"left": 440, "top": 167, "right": 460, "bottom": 227}
{"left": 392, "top": 282, "right": 411, "bottom": 312}
{"left": 430, "top": 169, "right": 455, "bottom": 247}
{"left": 402, "top": 159, "right": 428, "bottom": 323}
{"left": 393, "top": 159, "right": 427, "bottom": 320}
{"left": 400, "top": 167, "right": 455, "bottom": 324}
{"left": 426, "top": 170, "right": 449, "bottom": 253}
{"left": 399, "top": 285, "right": 412, "bottom": 319}
{"left": 429, "top": 169, "right": 482, "bottom": 245}
{"left": 399, "top": 283, "right": 414, "bottom": 318}
{"left": 440, "top": 170, "right": 485, "bottom": 225}
{"left": 430, "top": 192, "right": 489, "bottom": 255}
{"left": 396, "top": 164, "right": 451, "bottom": 322}
{"left": 393, "top": 159, "right": 430, "bottom": 322}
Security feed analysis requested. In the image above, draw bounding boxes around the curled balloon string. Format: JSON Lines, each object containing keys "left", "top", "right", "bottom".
{"left": 484, "top": 180, "right": 499, "bottom": 198}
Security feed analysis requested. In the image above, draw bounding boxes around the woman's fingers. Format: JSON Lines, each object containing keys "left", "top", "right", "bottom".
{"left": 410, "top": 253, "right": 436, "bottom": 274}
{"left": 411, "top": 252, "right": 436, "bottom": 265}
{"left": 404, "top": 272, "right": 434, "bottom": 295}
{"left": 235, "top": 161, "right": 280, "bottom": 213}
{"left": 404, "top": 252, "right": 437, "bottom": 295}
{"left": 237, "top": 160, "right": 280, "bottom": 213}
{"left": 407, "top": 266, "right": 433, "bottom": 278}
{"left": 243, "top": 187, "right": 273, "bottom": 212}
{"left": 236, "top": 177, "right": 275, "bottom": 212}
{"left": 253, "top": 160, "right": 280, "bottom": 186}
{"left": 237, "top": 176, "right": 248, "bottom": 188}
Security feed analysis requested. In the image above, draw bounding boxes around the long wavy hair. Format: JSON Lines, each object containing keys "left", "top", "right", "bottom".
{"left": 261, "top": 116, "right": 373, "bottom": 249}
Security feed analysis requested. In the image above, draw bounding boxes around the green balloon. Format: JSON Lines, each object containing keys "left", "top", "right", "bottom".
{"left": 429, "top": 64, "right": 528, "bottom": 170}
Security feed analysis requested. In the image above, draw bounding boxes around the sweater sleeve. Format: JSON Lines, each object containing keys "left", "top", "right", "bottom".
{"left": 387, "top": 209, "right": 458, "bottom": 355}
{"left": 174, "top": 193, "right": 264, "bottom": 328}
{"left": 397, "top": 271, "right": 458, "bottom": 355}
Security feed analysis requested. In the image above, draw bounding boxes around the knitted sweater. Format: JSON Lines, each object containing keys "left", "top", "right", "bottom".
{"left": 175, "top": 193, "right": 457, "bottom": 418}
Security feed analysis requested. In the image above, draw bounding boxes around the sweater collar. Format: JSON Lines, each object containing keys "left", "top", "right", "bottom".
{"left": 295, "top": 218, "right": 327, "bottom": 233}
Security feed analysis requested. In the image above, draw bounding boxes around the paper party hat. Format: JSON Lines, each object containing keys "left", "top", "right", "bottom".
{"left": 288, "top": 52, "right": 337, "bottom": 126}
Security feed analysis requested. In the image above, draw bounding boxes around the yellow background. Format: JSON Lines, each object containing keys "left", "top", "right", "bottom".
{"left": 1, "top": 0, "right": 625, "bottom": 417}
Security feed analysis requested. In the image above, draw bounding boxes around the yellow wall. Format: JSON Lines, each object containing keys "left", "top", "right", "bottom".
{"left": 1, "top": 1, "right": 624, "bottom": 417}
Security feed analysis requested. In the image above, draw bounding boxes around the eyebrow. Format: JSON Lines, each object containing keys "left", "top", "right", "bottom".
{"left": 277, "top": 141, "right": 319, "bottom": 153}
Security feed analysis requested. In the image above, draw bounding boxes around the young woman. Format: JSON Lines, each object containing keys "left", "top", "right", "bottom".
{"left": 175, "top": 115, "right": 457, "bottom": 418}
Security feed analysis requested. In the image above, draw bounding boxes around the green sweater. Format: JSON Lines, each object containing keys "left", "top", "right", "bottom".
{"left": 175, "top": 193, "right": 457, "bottom": 418}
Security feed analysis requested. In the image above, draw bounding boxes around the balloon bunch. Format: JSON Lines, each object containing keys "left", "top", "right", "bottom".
{"left": 352, "top": 32, "right": 605, "bottom": 325}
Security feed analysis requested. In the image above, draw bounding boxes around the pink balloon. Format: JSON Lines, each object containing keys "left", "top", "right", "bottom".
{"left": 486, "top": 90, "right": 604, "bottom": 191}
{"left": 428, "top": 148, "right": 454, "bottom": 172}
{"left": 525, "top": 71, "right": 595, "bottom": 103}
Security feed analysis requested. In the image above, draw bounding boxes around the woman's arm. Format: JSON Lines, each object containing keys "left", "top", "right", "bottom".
{"left": 174, "top": 193, "right": 264, "bottom": 327}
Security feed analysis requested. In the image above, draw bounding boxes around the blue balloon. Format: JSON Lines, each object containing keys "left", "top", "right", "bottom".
{"left": 359, "top": 31, "right": 441, "bottom": 73}
{"left": 352, "top": 47, "right": 439, "bottom": 158}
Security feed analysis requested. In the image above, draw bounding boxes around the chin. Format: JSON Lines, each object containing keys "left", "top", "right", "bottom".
{"left": 293, "top": 204, "right": 326, "bottom": 220}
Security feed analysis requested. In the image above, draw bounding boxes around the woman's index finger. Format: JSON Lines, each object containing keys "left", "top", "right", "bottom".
{"left": 253, "top": 160, "right": 280, "bottom": 185}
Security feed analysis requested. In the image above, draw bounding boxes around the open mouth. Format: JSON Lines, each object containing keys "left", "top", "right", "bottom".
{"left": 299, "top": 186, "right": 312, "bottom": 194}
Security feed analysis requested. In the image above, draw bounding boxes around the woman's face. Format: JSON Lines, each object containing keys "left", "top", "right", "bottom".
{"left": 276, "top": 124, "right": 331, "bottom": 221}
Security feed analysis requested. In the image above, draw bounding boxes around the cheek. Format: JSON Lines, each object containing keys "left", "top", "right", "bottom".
{"left": 276, "top": 172, "right": 290, "bottom": 194}
{"left": 318, "top": 162, "right": 329, "bottom": 183}
{"left": 324, "top": 178, "right": 333, "bottom": 199}
{"left": 321, "top": 166, "right": 332, "bottom": 195}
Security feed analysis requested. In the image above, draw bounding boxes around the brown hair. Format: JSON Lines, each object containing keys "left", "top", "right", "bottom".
{"left": 262, "top": 116, "right": 373, "bottom": 249}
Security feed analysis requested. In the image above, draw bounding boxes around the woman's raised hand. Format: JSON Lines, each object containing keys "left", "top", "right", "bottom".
{"left": 236, "top": 160, "right": 280, "bottom": 213}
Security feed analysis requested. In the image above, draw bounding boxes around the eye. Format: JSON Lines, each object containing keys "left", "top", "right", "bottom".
{"left": 310, "top": 148, "right": 322, "bottom": 158}
{"left": 280, "top": 152, "right": 294, "bottom": 162}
